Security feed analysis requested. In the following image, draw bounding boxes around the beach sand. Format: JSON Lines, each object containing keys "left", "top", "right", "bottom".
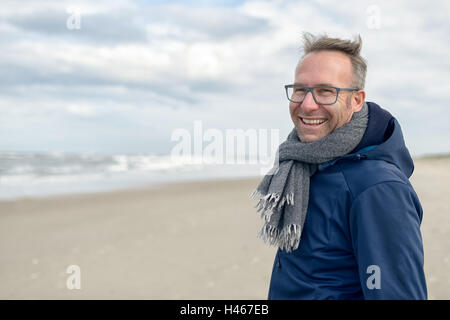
{"left": 0, "top": 157, "right": 449, "bottom": 299}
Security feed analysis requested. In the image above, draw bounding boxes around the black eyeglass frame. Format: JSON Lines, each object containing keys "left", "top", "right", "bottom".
{"left": 284, "top": 84, "right": 360, "bottom": 105}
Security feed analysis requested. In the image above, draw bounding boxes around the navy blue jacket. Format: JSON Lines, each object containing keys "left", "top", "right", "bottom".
{"left": 268, "top": 102, "right": 427, "bottom": 300}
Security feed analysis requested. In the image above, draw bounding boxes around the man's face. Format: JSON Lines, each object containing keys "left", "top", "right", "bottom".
{"left": 289, "top": 50, "right": 363, "bottom": 142}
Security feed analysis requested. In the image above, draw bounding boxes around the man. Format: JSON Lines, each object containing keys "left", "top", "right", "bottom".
{"left": 251, "top": 33, "right": 427, "bottom": 299}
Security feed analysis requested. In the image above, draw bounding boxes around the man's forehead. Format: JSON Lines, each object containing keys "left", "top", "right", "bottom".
{"left": 295, "top": 50, "right": 352, "bottom": 85}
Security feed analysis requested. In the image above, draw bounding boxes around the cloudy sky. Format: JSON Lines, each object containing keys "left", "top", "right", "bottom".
{"left": 0, "top": 0, "right": 449, "bottom": 157}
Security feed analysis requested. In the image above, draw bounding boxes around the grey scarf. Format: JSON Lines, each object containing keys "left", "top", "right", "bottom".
{"left": 251, "top": 102, "right": 369, "bottom": 252}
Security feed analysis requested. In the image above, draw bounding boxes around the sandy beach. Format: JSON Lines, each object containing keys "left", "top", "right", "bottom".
{"left": 0, "top": 156, "right": 449, "bottom": 299}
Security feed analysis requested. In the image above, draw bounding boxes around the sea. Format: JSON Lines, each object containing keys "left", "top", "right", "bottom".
{"left": 0, "top": 151, "right": 271, "bottom": 201}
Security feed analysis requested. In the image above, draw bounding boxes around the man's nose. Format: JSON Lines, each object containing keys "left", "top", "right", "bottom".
{"left": 300, "top": 91, "right": 320, "bottom": 112}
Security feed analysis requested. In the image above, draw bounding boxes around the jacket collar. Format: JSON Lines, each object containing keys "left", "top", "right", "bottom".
{"left": 317, "top": 102, "right": 415, "bottom": 178}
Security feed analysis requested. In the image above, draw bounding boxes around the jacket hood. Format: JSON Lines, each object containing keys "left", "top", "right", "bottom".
{"left": 318, "top": 101, "right": 415, "bottom": 178}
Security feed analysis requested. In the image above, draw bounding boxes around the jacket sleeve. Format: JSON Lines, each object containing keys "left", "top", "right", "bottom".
{"left": 349, "top": 181, "right": 427, "bottom": 299}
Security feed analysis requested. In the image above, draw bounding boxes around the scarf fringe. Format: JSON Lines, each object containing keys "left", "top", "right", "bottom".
{"left": 250, "top": 189, "right": 294, "bottom": 214}
{"left": 250, "top": 189, "right": 300, "bottom": 251}
{"left": 250, "top": 189, "right": 294, "bottom": 222}
{"left": 257, "top": 223, "right": 302, "bottom": 252}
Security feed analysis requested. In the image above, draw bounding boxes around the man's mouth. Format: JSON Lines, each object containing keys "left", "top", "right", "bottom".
{"left": 299, "top": 117, "right": 328, "bottom": 126}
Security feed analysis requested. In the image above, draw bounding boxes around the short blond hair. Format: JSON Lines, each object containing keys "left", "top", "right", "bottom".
{"left": 300, "top": 32, "right": 367, "bottom": 89}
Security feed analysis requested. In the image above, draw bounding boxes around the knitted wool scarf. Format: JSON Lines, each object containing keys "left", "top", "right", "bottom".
{"left": 251, "top": 102, "right": 369, "bottom": 252}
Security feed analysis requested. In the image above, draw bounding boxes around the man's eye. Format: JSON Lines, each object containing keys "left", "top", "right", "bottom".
{"left": 294, "top": 88, "right": 306, "bottom": 93}
{"left": 318, "top": 88, "right": 333, "bottom": 94}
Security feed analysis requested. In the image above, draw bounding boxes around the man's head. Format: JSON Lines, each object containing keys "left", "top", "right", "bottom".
{"left": 289, "top": 33, "right": 367, "bottom": 142}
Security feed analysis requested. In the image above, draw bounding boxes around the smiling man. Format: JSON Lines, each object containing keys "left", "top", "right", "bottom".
{"left": 251, "top": 33, "right": 427, "bottom": 300}
{"left": 289, "top": 49, "right": 364, "bottom": 142}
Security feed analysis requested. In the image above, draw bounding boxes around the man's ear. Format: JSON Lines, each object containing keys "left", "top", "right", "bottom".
{"left": 352, "top": 90, "right": 366, "bottom": 112}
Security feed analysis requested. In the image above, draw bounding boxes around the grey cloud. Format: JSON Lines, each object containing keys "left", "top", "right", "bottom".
{"left": 143, "top": 4, "right": 272, "bottom": 40}
{"left": 0, "top": 57, "right": 242, "bottom": 108}
{"left": 6, "top": 9, "right": 148, "bottom": 44}
{"left": 5, "top": 4, "right": 272, "bottom": 44}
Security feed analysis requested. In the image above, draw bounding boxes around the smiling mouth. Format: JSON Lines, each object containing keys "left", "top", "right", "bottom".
{"left": 299, "top": 117, "right": 328, "bottom": 126}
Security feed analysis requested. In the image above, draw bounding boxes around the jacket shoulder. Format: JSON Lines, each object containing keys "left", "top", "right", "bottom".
{"left": 338, "top": 159, "right": 412, "bottom": 200}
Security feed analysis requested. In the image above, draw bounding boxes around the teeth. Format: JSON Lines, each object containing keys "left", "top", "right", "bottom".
{"left": 301, "top": 118, "right": 326, "bottom": 125}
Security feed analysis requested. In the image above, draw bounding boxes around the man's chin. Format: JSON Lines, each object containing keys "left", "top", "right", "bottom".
{"left": 297, "top": 131, "right": 326, "bottom": 143}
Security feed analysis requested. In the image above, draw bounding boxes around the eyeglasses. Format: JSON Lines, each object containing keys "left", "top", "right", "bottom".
{"left": 285, "top": 84, "right": 359, "bottom": 105}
